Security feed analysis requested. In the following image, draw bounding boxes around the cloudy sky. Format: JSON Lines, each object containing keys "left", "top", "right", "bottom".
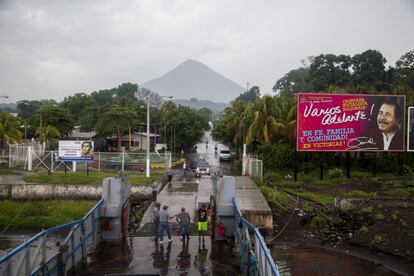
{"left": 1, "top": 0, "right": 413, "bottom": 103}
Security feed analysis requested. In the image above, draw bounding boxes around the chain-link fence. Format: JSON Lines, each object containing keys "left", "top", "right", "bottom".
{"left": 15, "top": 148, "right": 175, "bottom": 172}
{"left": 8, "top": 142, "right": 43, "bottom": 168}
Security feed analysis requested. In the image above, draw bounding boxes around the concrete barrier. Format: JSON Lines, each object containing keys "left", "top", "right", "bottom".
{"left": 0, "top": 184, "right": 151, "bottom": 199}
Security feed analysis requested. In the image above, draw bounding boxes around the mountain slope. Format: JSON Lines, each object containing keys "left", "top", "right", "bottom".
{"left": 142, "top": 59, "right": 244, "bottom": 103}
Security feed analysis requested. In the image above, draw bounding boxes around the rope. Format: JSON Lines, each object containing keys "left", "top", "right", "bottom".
{"left": 267, "top": 194, "right": 299, "bottom": 243}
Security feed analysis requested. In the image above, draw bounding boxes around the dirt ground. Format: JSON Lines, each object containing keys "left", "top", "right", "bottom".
{"left": 271, "top": 180, "right": 414, "bottom": 268}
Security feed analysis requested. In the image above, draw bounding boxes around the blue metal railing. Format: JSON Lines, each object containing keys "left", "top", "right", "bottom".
{"left": 233, "top": 197, "right": 280, "bottom": 276}
{"left": 0, "top": 198, "right": 104, "bottom": 276}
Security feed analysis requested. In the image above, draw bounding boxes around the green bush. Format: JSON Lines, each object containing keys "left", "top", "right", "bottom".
{"left": 310, "top": 215, "right": 328, "bottom": 228}
{"left": 263, "top": 172, "right": 284, "bottom": 184}
{"left": 408, "top": 188, "right": 414, "bottom": 197}
{"left": 371, "top": 235, "right": 384, "bottom": 246}
{"left": 345, "top": 190, "right": 367, "bottom": 197}
{"left": 328, "top": 168, "right": 344, "bottom": 178}
{"left": 359, "top": 225, "right": 369, "bottom": 234}
{"left": 259, "top": 143, "right": 295, "bottom": 171}
{"left": 375, "top": 212, "right": 384, "bottom": 221}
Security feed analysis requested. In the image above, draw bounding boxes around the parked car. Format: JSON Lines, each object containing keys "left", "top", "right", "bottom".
{"left": 219, "top": 149, "right": 232, "bottom": 161}
{"left": 195, "top": 160, "right": 210, "bottom": 177}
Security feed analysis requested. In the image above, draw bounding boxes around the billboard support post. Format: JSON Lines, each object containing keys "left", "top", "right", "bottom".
{"left": 294, "top": 150, "right": 297, "bottom": 182}
{"left": 346, "top": 152, "right": 351, "bottom": 179}
{"left": 372, "top": 152, "right": 377, "bottom": 178}
{"left": 320, "top": 152, "right": 324, "bottom": 181}
{"left": 398, "top": 153, "right": 403, "bottom": 176}
{"left": 64, "top": 162, "right": 67, "bottom": 175}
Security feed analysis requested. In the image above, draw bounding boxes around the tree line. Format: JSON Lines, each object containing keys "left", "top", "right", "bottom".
{"left": 1, "top": 83, "right": 210, "bottom": 150}
{"left": 212, "top": 49, "right": 414, "bottom": 174}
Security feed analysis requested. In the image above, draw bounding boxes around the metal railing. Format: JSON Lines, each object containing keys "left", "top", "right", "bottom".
{"left": 233, "top": 198, "right": 279, "bottom": 276}
{"left": 0, "top": 199, "right": 103, "bottom": 276}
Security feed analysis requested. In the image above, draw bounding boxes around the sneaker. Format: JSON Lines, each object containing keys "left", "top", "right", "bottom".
{"left": 168, "top": 239, "right": 173, "bottom": 242}
{"left": 159, "top": 240, "right": 163, "bottom": 244}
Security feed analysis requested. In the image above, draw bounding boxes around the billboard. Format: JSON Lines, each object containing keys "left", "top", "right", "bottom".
{"left": 408, "top": 107, "right": 414, "bottom": 152}
{"left": 58, "top": 140, "right": 94, "bottom": 162}
{"left": 297, "top": 93, "right": 405, "bottom": 152}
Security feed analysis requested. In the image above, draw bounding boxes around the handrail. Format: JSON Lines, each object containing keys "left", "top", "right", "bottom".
{"left": 0, "top": 198, "right": 104, "bottom": 275}
{"left": 233, "top": 197, "right": 280, "bottom": 276}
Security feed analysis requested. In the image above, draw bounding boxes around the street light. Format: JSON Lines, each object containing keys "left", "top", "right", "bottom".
{"left": 0, "top": 95, "right": 9, "bottom": 113}
{"left": 144, "top": 92, "right": 173, "bottom": 178}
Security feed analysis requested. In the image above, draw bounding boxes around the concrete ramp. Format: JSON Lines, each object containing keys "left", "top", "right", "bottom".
{"left": 234, "top": 176, "right": 273, "bottom": 230}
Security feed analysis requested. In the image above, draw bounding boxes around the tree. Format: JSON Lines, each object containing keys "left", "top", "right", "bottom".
{"left": 17, "top": 100, "right": 43, "bottom": 121}
{"left": 35, "top": 125, "right": 61, "bottom": 149}
{"left": 135, "top": 86, "right": 163, "bottom": 107}
{"left": 34, "top": 105, "right": 74, "bottom": 136}
{"left": 351, "top": 49, "right": 387, "bottom": 89}
{"left": 273, "top": 67, "right": 311, "bottom": 97}
{"left": 0, "top": 113, "right": 22, "bottom": 148}
{"left": 395, "top": 51, "right": 414, "bottom": 90}
{"left": 235, "top": 86, "right": 261, "bottom": 103}
{"left": 308, "top": 54, "right": 352, "bottom": 91}
{"left": 61, "top": 93, "right": 96, "bottom": 124}
{"left": 95, "top": 106, "right": 139, "bottom": 136}
{"left": 245, "top": 95, "right": 284, "bottom": 145}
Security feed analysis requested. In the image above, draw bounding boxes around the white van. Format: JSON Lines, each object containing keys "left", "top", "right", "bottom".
{"left": 219, "top": 148, "right": 232, "bottom": 161}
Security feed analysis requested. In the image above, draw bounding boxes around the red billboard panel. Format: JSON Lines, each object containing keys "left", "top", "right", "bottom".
{"left": 296, "top": 93, "right": 405, "bottom": 152}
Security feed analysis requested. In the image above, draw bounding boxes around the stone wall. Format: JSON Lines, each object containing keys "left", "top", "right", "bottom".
{"left": 0, "top": 184, "right": 152, "bottom": 200}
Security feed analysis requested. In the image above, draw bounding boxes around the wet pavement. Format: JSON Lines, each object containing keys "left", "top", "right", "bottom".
{"left": 0, "top": 173, "right": 27, "bottom": 185}
{"left": 81, "top": 237, "right": 240, "bottom": 275}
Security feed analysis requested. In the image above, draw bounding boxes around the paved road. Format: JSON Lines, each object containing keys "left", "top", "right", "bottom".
{"left": 85, "top": 131, "right": 241, "bottom": 275}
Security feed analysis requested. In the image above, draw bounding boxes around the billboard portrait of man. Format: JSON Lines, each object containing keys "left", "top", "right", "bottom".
{"left": 81, "top": 141, "right": 94, "bottom": 157}
{"left": 363, "top": 98, "right": 404, "bottom": 151}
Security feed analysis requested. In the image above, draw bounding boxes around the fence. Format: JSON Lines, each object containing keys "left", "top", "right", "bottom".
{"left": 0, "top": 198, "right": 103, "bottom": 276}
{"left": 9, "top": 147, "right": 175, "bottom": 172}
{"left": 243, "top": 155, "right": 263, "bottom": 182}
{"left": 233, "top": 197, "right": 279, "bottom": 276}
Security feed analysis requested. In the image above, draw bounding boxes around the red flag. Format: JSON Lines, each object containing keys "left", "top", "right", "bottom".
{"left": 117, "top": 128, "right": 121, "bottom": 152}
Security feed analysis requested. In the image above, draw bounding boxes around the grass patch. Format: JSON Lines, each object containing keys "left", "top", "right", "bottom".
{"left": 284, "top": 188, "right": 335, "bottom": 203}
{"left": 0, "top": 200, "right": 96, "bottom": 230}
{"left": 260, "top": 186, "right": 290, "bottom": 213}
{"left": 24, "top": 171, "right": 163, "bottom": 186}
{"left": 344, "top": 190, "right": 377, "bottom": 198}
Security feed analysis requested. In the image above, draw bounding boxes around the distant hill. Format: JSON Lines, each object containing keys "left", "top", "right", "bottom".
{"left": 142, "top": 59, "right": 245, "bottom": 103}
{"left": 172, "top": 98, "right": 228, "bottom": 115}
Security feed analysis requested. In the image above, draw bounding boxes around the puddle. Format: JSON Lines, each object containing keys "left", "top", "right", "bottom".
{"left": 270, "top": 243, "right": 399, "bottom": 276}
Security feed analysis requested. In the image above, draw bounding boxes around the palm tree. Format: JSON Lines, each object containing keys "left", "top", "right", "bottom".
{"left": 245, "top": 95, "right": 285, "bottom": 145}
{"left": 35, "top": 125, "right": 61, "bottom": 150}
{"left": 0, "top": 113, "right": 23, "bottom": 149}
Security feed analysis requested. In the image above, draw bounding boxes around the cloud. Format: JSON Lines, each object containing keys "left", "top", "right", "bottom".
{"left": 0, "top": 0, "right": 413, "bottom": 102}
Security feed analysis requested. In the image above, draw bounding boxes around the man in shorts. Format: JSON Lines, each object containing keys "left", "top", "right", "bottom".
{"left": 196, "top": 205, "right": 209, "bottom": 242}
{"left": 176, "top": 207, "right": 191, "bottom": 241}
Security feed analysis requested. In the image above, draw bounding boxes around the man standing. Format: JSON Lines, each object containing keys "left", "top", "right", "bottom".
{"left": 159, "top": 205, "right": 173, "bottom": 244}
{"left": 176, "top": 207, "right": 191, "bottom": 241}
{"left": 151, "top": 181, "right": 159, "bottom": 201}
{"left": 167, "top": 170, "right": 173, "bottom": 185}
{"left": 196, "top": 205, "right": 209, "bottom": 242}
{"left": 183, "top": 161, "right": 187, "bottom": 176}
{"left": 152, "top": 202, "right": 161, "bottom": 240}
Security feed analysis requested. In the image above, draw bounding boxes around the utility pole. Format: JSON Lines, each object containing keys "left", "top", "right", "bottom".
{"left": 0, "top": 95, "right": 9, "bottom": 113}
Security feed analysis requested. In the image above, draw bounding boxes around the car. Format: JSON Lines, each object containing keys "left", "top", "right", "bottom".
{"left": 219, "top": 149, "right": 232, "bottom": 161}
{"left": 195, "top": 160, "right": 210, "bottom": 177}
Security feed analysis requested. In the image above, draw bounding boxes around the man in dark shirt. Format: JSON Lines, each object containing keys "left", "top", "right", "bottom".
{"left": 196, "top": 205, "right": 209, "bottom": 242}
